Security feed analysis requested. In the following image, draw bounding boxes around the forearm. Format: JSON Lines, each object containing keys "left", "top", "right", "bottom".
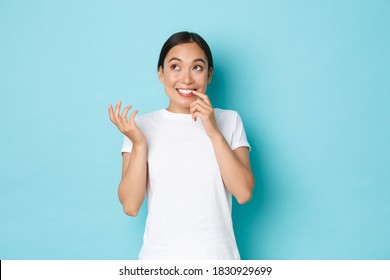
{"left": 211, "top": 133, "right": 254, "bottom": 204}
{"left": 118, "top": 144, "right": 148, "bottom": 216}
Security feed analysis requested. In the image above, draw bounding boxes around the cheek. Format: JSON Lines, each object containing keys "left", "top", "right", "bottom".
{"left": 195, "top": 73, "right": 209, "bottom": 85}
{"left": 165, "top": 73, "right": 180, "bottom": 85}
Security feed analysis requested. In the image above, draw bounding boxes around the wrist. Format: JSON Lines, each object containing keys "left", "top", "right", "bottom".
{"left": 209, "top": 131, "right": 224, "bottom": 142}
{"left": 132, "top": 140, "right": 148, "bottom": 150}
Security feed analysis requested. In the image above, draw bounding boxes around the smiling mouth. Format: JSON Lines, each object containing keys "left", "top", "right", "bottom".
{"left": 177, "top": 88, "right": 196, "bottom": 97}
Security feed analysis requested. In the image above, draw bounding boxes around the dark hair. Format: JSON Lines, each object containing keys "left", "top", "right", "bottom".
{"left": 157, "top": 31, "right": 213, "bottom": 70}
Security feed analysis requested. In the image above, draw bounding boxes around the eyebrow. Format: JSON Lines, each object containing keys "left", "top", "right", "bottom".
{"left": 168, "top": 57, "right": 206, "bottom": 64}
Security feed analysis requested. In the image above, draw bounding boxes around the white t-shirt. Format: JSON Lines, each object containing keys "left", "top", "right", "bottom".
{"left": 121, "top": 108, "right": 250, "bottom": 260}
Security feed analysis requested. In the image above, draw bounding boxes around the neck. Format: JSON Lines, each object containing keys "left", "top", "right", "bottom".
{"left": 166, "top": 104, "right": 191, "bottom": 114}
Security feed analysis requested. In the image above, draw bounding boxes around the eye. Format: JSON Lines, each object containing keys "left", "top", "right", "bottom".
{"left": 170, "top": 64, "right": 180, "bottom": 71}
{"left": 193, "top": 65, "right": 203, "bottom": 71}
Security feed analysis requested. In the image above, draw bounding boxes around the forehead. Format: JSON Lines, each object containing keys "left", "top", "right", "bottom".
{"left": 165, "top": 43, "right": 207, "bottom": 63}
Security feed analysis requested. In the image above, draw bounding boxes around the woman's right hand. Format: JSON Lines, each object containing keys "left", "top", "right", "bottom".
{"left": 108, "top": 101, "right": 146, "bottom": 146}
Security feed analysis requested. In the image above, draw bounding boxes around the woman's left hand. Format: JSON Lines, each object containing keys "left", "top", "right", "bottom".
{"left": 190, "top": 91, "right": 221, "bottom": 139}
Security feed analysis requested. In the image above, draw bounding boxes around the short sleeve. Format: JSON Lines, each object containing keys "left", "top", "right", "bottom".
{"left": 120, "top": 117, "right": 142, "bottom": 154}
{"left": 231, "top": 112, "right": 251, "bottom": 152}
{"left": 121, "top": 135, "right": 133, "bottom": 154}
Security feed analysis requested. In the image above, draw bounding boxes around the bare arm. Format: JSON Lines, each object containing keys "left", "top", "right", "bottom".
{"left": 210, "top": 136, "right": 254, "bottom": 204}
{"left": 118, "top": 145, "right": 147, "bottom": 216}
{"left": 109, "top": 101, "right": 148, "bottom": 216}
{"left": 190, "top": 91, "right": 255, "bottom": 204}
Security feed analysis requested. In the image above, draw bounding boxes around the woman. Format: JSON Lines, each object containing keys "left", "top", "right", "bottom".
{"left": 108, "top": 31, "right": 254, "bottom": 260}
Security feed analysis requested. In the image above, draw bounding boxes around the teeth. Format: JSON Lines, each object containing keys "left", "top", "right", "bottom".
{"left": 178, "top": 89, "right": 193, "bottom": 94}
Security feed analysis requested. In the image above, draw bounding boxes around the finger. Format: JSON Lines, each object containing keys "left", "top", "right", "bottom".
{"left": 109, "top": 104, "right": 120, "bottom": 125}
{"left": 191, "top": 105, "right": 208, "bottom": 121}
{"left": 108, "top": 104, "right": 115, "bottom": 122}
{"left": 192, "top": 90, "right": 211, "bottom": 105}
{"left": 191, "top": 111, "right": 198, "bottom": 122}
{"left": 191, "top": 98, "right": 212, "bottom": 112}
{"left": 192, "top": 111, "right": 205, "bottom": 122}
{"left": 114, "top": 100, "right": 121, "bottom": 118}
{"left": 129, "top": 109, "right": 139, "bottom": 125}
{"left": 121, "top": 104, "right": 133, "bottom": 120}
{"left": 190, "top": 102, "right": 210, "bottom": 116}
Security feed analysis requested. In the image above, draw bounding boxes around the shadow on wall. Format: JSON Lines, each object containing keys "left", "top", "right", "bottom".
{"left": 208, "top": 64, "right": 270, "bottom": 260}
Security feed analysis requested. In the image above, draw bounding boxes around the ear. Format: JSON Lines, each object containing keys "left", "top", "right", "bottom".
{"left": 207, "top": 67, "right": 213, "bottom": 84}
{"left": 158, "top": 66, "right": 164, "bottom": 83}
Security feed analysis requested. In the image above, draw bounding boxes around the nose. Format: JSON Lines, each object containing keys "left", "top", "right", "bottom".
{"left": 182, "top": 69, "right": 194, "bottom": 84}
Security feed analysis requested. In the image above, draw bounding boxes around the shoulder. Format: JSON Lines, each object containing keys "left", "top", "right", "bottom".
{"left": 214, "top": 108, "right": 241, "bottom": 124}
{"left": 214, "top": 109, "right": 243, "bottom": 134}
{"left": 137, "top": 109, "right": 163, "bottom": 120}
{"left": 214, "top": 108, "right": 239, "bottom": 119}
{"left": 135, "top": 109, "right": 164, "bottom": 124}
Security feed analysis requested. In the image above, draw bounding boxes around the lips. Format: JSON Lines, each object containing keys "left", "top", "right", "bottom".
{"left": 176, "top": 88, "right": 196, "bottom": 97}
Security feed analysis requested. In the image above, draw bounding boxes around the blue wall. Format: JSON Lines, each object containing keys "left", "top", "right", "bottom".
{"left": 1, "top": 0, "right": 389, "bottom": 259}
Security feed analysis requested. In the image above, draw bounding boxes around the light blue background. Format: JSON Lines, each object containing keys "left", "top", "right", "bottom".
{"left": 1, "top": 0, "right": 389, "bottom": 259}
